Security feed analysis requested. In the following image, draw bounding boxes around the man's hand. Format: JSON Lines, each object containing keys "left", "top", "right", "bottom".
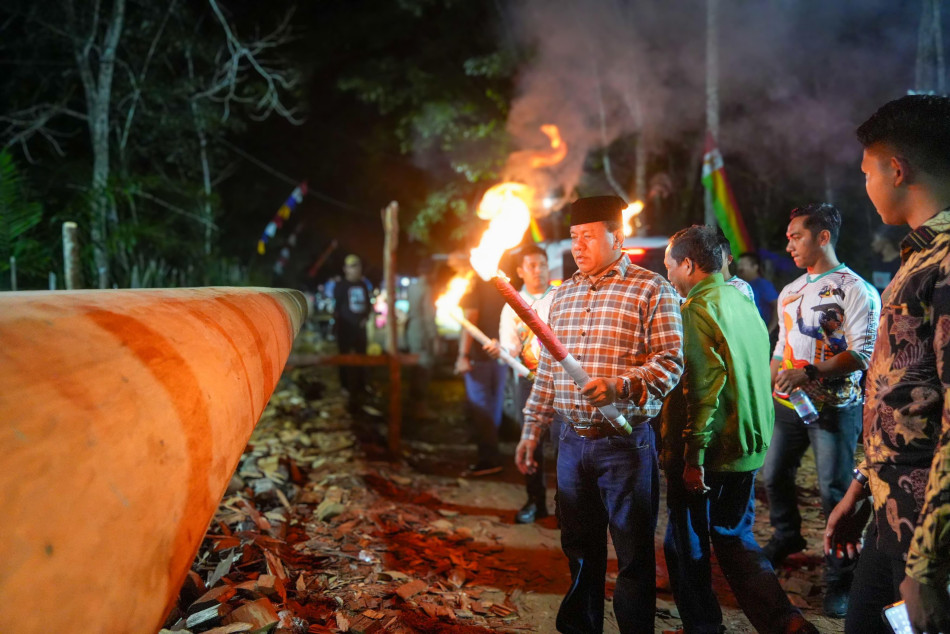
{"left": 581, "top": 377, "right": 621, "bottom": 407}
{"left": 899, "top": 575, "right": 950, "bottom": 634}
{"left": 455, "top": 356, "right": 472, "bottom": 375}
{"left": 483, "top": 339, "right": 502, "bottom": 360}
{"left": 774, "top": 367, "right": 808, "bottom": 394}
{"left": 683, "top": 464, "right": 709, "bottom": 495}
{"left": 515, "top": 438, "right": 538, "bottom": 475}
{"left": 823, "top": 480, "right": 871, "bottom": 560}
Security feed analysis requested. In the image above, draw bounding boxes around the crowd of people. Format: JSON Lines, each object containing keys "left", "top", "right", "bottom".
{"left": 462, "top": 94, "right": 950, "bottom": 634}
{"left": 321, "top": 94, "right": 950, "bottom": 634}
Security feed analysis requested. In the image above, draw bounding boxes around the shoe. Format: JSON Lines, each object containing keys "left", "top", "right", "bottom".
{"left": 515, "top": 500, "right": 549, "bottom": 524}
{"left": 784, "top": 612, "right": 819, "bottom": 633}
{"left": 823, "top": 578, "right": 850, "bottom": 618}
{"left": 762, "top": 534, "right": 807, "bottom": 567}
{"left": 463, "top": 461, "right": 502, "bottom": 477}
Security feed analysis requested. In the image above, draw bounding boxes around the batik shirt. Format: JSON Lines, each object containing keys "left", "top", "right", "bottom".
{"left": 860, "top": 209, "right": 950, "bottom": 586}
{"left": 499, "top": 285, "right": 555, "bottom": 371}
{"left": 772, "top": 265, "right": 880, "bottom": 407}
{"left": 522, "top": 254, "right": 683, "bottom": 441}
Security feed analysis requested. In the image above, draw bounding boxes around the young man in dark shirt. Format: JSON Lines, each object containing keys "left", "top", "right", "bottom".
{"left": 825, "top": 94, "right": 950, "bottom": 634}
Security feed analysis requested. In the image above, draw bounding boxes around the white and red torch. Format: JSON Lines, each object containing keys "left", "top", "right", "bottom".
{"left": 468, "top": 181, "right": 632, "bottom": 435}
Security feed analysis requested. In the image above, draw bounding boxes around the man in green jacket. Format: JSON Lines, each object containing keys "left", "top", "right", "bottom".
{"left": 662, "top": 225, "right": 816, "bottom": 634}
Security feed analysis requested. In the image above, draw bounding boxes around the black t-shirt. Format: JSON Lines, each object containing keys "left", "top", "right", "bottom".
{"left": 333, "top": 278, "right": 372, "bottom": 327}
{"left": 459, "top": 276, "right": 507, "bottom": 362}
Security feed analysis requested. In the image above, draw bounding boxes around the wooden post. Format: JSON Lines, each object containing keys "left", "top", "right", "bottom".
{"left": 63, "top": 221, "right": 83, "bottom": 290}
{"left": 9, "top": 256, "right": 16, "bottom": 291}
{"left": 382, "top": 201, "right": 401, "bottom": 457}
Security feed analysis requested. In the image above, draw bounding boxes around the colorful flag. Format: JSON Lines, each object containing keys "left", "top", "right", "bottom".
{"left": 529, "top": 216, "right": 544, "bottom": 243}
{"left": 702, "top": 133, "right": 752, "bottom": 255}
{"left": 257, "top": 182, "right": 308, "bottom": 255}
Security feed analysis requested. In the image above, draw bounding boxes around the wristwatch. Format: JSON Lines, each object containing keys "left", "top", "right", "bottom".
{"left": 853, "top": 468, "right": 869, "bottom": 487}
{"left": 804, "top": 364, "right": 820, "bottom": 381}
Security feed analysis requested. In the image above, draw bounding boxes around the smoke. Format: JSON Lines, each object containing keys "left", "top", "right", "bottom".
{"left": 501, "top": 0, "right": 921, "bottom": 211}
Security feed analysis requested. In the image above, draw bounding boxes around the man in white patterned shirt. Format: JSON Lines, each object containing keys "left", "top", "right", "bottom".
{"left": 519, "top": 195, "right": 683, "bottom": 634}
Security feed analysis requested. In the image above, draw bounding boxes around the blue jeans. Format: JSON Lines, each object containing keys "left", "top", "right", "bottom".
{"left": 664, "top": 467, "right": 800, "bottom": 634}
{"left": 763, "top": 401, "right": 862, "bottom": 579}
{"left": 463, "top": 360, "right": 508, "bottom": 464}
{"left": 556, "top": 419, "right": 659, "bottom": 634}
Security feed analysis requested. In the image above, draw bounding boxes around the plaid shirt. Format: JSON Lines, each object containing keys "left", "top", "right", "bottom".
{"left": 522, "top": 254, "right": 684, "bottom": 441}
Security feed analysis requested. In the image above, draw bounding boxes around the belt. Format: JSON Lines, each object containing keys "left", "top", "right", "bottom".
{"left": 570, "top": 423, "right": 621, "bottom": 439}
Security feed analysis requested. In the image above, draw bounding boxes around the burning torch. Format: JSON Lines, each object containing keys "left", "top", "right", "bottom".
{"left": 436, "top": 274, "right": 532, "bottom": 379}
{"left": 469, "top": 183, "right": 632, "bottom": 435}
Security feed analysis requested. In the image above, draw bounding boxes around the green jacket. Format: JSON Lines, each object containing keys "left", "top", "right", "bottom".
{"left": 661, "top": 273, "right": 774, "bottom": 472}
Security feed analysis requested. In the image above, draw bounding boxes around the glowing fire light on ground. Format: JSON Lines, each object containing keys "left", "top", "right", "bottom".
{"left": 622, "top": 200, "right": 644, "bottom": 237}
{"left": 530, "top": 124, "right": 568, "bottom": 168}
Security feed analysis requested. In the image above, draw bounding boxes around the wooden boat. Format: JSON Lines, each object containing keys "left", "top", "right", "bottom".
{"left": 0, "top": 287, "right": 306, "bottom": 633}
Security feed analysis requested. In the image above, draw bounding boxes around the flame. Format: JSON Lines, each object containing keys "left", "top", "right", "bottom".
{"left": 529, "top": 124, "right": 568, "bottom": 168}
{"left": 622, "top": 200, "right": 644, "bottom": 237}
{"left": 471, "top": 183, "right": 532, "bottom": 280}
{"left": 435, "top": 273, "right": 473, "bottom": 323}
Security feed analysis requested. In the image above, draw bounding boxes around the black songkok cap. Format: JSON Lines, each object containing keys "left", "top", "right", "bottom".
{"left": 569, "top": 196, "right": 625, "bottom": 227}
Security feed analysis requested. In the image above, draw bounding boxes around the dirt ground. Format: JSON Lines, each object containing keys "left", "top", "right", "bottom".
{"left": 169, "top": 339, "right": 852, "bottom": 634}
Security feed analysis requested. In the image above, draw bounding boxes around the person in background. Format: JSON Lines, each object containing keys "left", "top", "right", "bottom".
{"left": 825, "top": 94, "right": 950, "bottom": 634}
{"left": 520, "top": 195, "right": 683, "bottom": 634}
{"left": 662, "top": 225, "right": 817, "bottom": 634}
{"left": 763, "top": 203, "right": 880, "bottom": 618}
{"left": 717, "top": 230, "right": 755, "bottom": 303}
{"left": 868, "top": 224, "right": 903, "bottom": 292}
{"left": 405, "top": 259, "right": 438, "bottom": 421}
{"left": 485, "top": 244, "right": 557, "bottom": 523}
{"left": 457, "top": 268, "right": 508, "bottom": 476}
{"left": 737, "top": 251, "right": 779, "bottom": 333}
{"left": 333, "top": 254, "right": 374, "bottom": 414}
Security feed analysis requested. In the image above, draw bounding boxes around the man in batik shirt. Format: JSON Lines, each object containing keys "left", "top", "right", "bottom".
{"left": 825, "top": 94, "right": 950, "bottom": 634}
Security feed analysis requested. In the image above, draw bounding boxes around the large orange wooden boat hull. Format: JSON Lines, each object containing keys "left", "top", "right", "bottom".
{"left": 0, "top": 287, "right": 306, "bottom": 633}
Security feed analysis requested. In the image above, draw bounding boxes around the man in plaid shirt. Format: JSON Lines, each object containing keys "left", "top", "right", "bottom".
{"left": 517, "top": 195, "right": 683, "bottom": 634}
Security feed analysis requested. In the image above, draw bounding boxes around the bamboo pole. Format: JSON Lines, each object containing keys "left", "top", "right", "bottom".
{"left": 382, "top": 201, "right": 401, "bottom": 456}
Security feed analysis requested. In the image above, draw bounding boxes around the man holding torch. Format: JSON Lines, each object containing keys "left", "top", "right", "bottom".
{"left": 484, "top": 244, "right": 557, "bottom": 523}
{"left": 518, "top": 195, "right": 684, "bottom": 634}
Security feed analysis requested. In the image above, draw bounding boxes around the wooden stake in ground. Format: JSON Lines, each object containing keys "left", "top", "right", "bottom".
{"left": 382, "top": 201, "right": 401, "bottom": 456}
{"left": 63, "top": 221, "right": 83, "bottom": 290}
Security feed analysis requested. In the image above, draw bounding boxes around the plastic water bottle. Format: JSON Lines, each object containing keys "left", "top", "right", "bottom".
{"left": 788, "top": 388, "right": 819, "bottom": 424}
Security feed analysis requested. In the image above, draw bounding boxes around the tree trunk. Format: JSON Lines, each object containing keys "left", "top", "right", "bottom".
{"left": 916, "top": 0, "right": 946, "bottom": 93}
{"left": 187, "top": 48, "right": 215, "bottom": 259}
{"left": 75, "top": 0, "right": 126, "bottom": 288}
{"left": 705, "top": 0, "right": 720, "bottom": 226}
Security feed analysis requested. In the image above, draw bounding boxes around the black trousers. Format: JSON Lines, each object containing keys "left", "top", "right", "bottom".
{"left": 845, "top": 523, "right": 906, "bottom": 634}
{"left": 337, "top": 321, "right": 367, "bottom": 405}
